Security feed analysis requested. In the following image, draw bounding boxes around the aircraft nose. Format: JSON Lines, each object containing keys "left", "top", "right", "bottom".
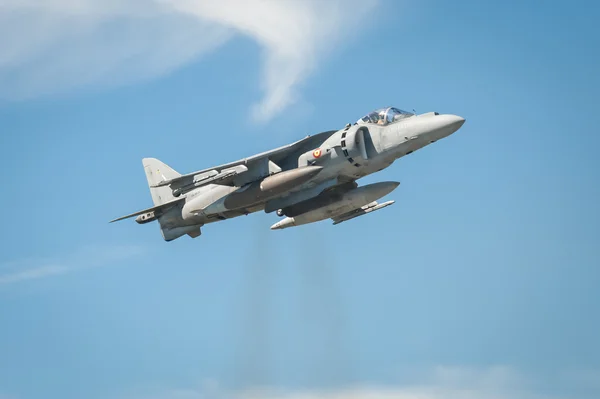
{"left": 433, "top": 114, "right": 466, "bottom": 138}
{"left": 444, "top": 114, "right": 466, "bottom": 132}
{"left": 450, "top": 114, "right": 466, "bottom": 130}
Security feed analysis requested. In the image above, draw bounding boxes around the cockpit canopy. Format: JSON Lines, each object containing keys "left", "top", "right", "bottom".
{"left": 357, "top": 107, "right": 415, "bottom": 126}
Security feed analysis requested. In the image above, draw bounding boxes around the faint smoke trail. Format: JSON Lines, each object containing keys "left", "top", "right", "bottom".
{"left": 230, "top": 218, "right": 354, "bottom": 393}
{"left": 295, "top": 226, "right": 354, "bottom": 388}
{"left": 233, "top": 217, "right": 276, "bottom": 390}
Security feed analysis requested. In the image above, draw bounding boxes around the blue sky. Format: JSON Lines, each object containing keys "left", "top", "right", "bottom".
{"left": 0, "top": 0, "right": 599, "bottom": 398}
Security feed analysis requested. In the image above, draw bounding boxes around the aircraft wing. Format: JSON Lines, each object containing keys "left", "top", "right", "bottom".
{"left": 109, "top": 197, "right": 185, "bottom": 223}
{"left": 152, "top": 134, "right": 327, "bottom": 195}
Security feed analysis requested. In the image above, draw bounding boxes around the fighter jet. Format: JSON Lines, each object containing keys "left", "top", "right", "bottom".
{"left": 110, "top": 107, "right": 465, "bottom": 241}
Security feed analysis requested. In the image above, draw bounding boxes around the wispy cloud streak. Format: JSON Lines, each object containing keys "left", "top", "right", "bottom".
{"left": 0, "top": 244, "right": 144, "bottom": 284}
{"left": 0, "top": 0, "right": 230, "bottom": 100}
{"left": 0, "top": 0, "right": 379, "bottom": 122}
{"left": 124, "top": 366, "right": 591, "bottom": 399}
{"left": 166, "top": 0, "right": 379, "bottom": 121}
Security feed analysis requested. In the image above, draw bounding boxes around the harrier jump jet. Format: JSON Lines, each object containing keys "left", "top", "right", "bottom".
{"left": 110, "top": 107, "right": 465, "bottom": 241}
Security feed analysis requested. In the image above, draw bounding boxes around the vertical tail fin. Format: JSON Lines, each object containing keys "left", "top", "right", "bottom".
{"left": 142, "top": 158, "right": 181, "bottom": 206}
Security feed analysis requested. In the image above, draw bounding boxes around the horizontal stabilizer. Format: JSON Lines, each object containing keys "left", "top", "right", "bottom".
{"left": 332, "top": 200, "right": 395, "bottom": 225}
{"left": 109, "top": 197, "right": 184, "bottom": 223}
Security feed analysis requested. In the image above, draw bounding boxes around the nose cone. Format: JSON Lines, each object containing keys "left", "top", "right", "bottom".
{"left": 425, "top": 114, "right": 465, "bottom": 140}
{"left": 436, "top": 114, "right": 465, "bottom": 138}
{"left": 446, "top": 114, "right": 466, "bottom": 132}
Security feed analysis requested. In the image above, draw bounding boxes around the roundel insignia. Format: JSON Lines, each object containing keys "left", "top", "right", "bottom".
{"left": 312, "top": 148, "right": 322, "bottom": 158}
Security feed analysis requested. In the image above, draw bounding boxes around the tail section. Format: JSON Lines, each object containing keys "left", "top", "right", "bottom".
{"left": 111, "top": 158, "right": 199, "bottom": 241}
{"left": 142, "top": 158, "right": 181, "bottom": 206}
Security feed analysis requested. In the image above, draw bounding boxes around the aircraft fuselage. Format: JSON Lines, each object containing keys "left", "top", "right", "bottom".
{"left": 112, "top": 107, "right": 466, "bottom": 241}
{"left": 167, "top": 112, "right": 464, "bottom": 228}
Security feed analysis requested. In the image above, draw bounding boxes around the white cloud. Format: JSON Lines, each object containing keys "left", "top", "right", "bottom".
{"left": 123, "top": 366, "right": 578, "bottom": 399}
{"left": 0, "top": 0, "right": 379, "bottom": 122}
{"left": 165, "top": 0, "right": 379, "bottom": 122}
{"left": 0, "top": 244, "right": 144, "bottom": 284}
{"left": 0, "top": 0, "right": 230, "bottom": 100}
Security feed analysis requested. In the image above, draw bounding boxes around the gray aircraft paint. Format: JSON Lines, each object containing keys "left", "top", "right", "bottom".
{"left": 111, "top": 107, "right": 465, "bottom": 241}
{"left": 270, "top": 182, "right": 400, "bottom": 230}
